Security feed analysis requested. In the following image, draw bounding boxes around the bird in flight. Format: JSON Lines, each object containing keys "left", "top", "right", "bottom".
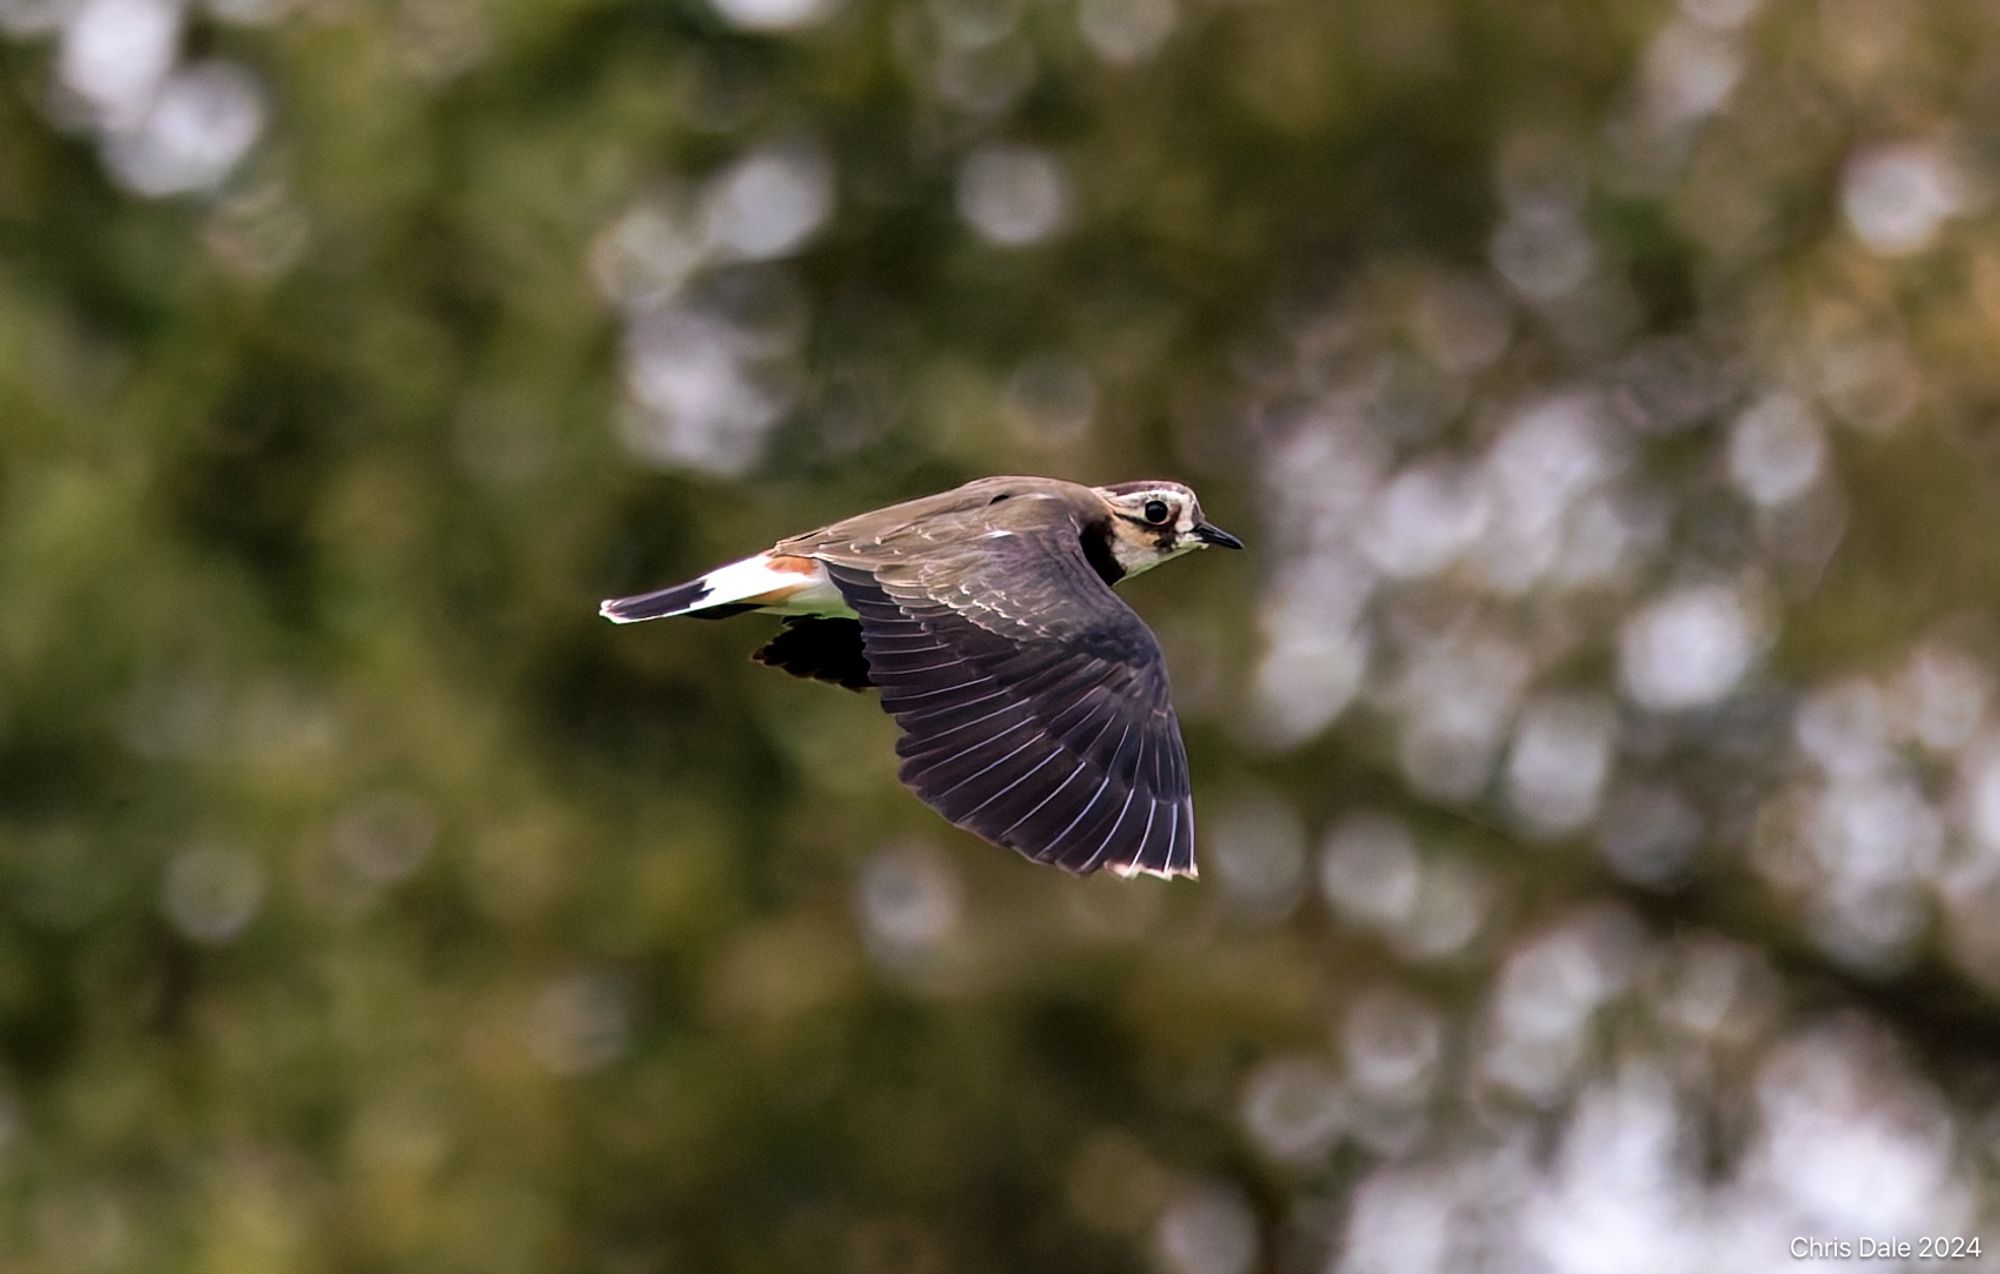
{"left": 600, "top": 476, "right": 1244, "bottom": 879}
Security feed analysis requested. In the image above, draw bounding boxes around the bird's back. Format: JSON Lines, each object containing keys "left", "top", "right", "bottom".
{"left": 776, "top": 476, "right": 1098, "bottom": 563}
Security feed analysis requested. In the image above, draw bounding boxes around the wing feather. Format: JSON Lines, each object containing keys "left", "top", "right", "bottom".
{"left": 814, "top": 502, "right": 1197, "bottom": 878}
{"left": 816, "top": 492, "right": 1200, "bottom": 880}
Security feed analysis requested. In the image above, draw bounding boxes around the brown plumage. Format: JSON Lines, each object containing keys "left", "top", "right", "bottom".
{"left": 601, "top": 476, "right": 1244, "bottom": 879}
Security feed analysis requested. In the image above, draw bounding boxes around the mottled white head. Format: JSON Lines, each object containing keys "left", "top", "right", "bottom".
{"left": 1092, "top": 480, "right": 1245, "bottom": 578}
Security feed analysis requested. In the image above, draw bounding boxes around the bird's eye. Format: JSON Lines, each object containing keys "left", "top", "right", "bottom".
{"left": 1143, "top": 499, "right": 1171, "bottom": 525}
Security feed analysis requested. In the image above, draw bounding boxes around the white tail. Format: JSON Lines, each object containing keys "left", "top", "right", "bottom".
{"left": 600, "top": 553, "right": 848, "bottom": 624}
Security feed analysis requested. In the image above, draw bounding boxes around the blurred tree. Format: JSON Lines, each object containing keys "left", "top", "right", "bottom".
{"left": 4, "top": 0, "right": 2000, "bottom": 1270}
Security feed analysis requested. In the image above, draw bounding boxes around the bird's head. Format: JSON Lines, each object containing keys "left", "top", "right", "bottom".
{"left": 1091, "top": 480, "right": 1245, "bottom": 577}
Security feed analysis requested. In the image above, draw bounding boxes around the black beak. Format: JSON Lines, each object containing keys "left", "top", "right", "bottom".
{"left": 1193, "top": 521, "right": 1246, "bottom": 550}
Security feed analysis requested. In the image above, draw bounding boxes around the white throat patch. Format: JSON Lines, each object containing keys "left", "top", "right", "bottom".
{"left": 1110, "top": 530, "right": 1194, "bottom": 578}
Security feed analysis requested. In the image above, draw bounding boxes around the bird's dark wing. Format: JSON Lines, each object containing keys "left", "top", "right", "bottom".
{"left": 817, "top": 511, "right": 1195, "bottom": 878}
{"left": 753, "top": 618, "right": 872, "bottom": 691}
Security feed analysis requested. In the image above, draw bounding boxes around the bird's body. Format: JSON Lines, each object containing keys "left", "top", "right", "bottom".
{"left": 601, "top": 476, "right": 1243, "bottom": 879}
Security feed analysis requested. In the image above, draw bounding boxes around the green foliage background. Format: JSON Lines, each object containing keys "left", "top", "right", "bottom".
{"left": 5, "top": 0, "right": 2000, "bottom": 1269}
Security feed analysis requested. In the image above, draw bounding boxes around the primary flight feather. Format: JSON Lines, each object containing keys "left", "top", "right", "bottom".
{"left": 600, "top": 475, "right": 1244, "bottom": 879}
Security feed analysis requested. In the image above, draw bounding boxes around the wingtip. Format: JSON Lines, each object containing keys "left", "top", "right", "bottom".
{"left": 1108, "top": 861, "right": 1199, "bottom": 882}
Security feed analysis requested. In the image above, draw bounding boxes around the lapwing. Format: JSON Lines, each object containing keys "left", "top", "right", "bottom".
{"left": 600, "top": 476, "right": 1244, "bottom": 879}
